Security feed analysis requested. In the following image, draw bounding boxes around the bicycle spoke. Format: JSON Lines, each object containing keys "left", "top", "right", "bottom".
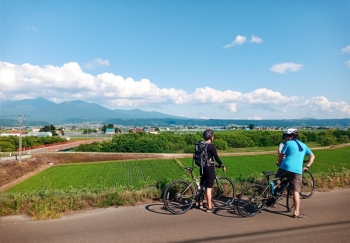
{"left": 212, "top": 176, "right": 235, "bottom": 208}
{"left": 163, "top": 180, "right": 194, "bottom": 214}
{"left": 237, "top": 184, "right": 266, "bottom": 217}
{"left": 300, "top": 171, "right": 315, "bottom": 199}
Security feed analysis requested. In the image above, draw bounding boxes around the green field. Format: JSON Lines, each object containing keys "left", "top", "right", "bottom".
{"left": 5, "top": 146, "right": 350, "bottom": 193}
{"left": 179, "top": 146, "right": 350, "bottom": 181}
{"left": 6, "top": 159, "right": 188, "bottom": 192}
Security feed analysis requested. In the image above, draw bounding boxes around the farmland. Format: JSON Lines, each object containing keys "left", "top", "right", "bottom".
{"left": 5, "top": 146, "right": 350, "bottom": 193}
{"left": 6, "top": 159, "right": 188, "bottom": 192}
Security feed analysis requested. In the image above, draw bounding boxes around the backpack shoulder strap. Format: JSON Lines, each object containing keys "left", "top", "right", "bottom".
{"left": 293, "top": 139, "right": 304, "bottom": 152}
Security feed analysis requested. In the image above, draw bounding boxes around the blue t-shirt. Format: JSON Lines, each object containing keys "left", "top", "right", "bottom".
{"left": 280, "top": 139, "right": 312, "bottom": 174}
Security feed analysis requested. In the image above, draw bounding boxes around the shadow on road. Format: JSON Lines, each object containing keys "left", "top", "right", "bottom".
{"left": 145, "top": 203, "right": 172, "bottom": 215}
{"left": 145, "top": 199, "right": 294, "bottom": 219}
{"left": 169, "top": 220, "right": 350, "bottom": 243}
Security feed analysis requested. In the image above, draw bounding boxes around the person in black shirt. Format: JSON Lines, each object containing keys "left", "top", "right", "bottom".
{"left": 200, "top": 129, "right": 226, "bottom": 212}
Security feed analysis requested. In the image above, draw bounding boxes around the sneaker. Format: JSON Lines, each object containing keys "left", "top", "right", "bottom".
{"left": 206, "top": 208, "right": 214, "bottom": 213}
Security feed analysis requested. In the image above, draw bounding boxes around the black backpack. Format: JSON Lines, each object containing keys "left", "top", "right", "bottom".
{"left": 193, "top": 141, "right": 209, "bottom": 168}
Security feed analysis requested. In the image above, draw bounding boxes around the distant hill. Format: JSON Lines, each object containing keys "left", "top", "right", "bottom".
{"left": 0, "top": 97, "right": 186, "bottom": 125}
{"left": 1, "top": 98, "right": 350, "bottom": 127}
{"left": 102, "top": 118, "right": 350, "bottom": 127}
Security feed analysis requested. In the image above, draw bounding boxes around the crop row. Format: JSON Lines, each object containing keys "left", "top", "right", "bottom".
{"left": 6, "top": 159, "right": 188, "bottom": 192}
{"left": 5, "top": 146, "right": 350, "bottom": 193}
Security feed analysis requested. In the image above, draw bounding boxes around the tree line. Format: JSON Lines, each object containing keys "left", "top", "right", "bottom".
{"left": 0, "top": 136, "right": 66, "bottom": 152}
{"left": 72, "top": 129, "right": 350, "bottom": 153}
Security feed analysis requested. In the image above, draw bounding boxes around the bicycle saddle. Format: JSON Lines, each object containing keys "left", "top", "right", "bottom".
{"left": 262, "top": 171, "right": 276, "bottom": 176}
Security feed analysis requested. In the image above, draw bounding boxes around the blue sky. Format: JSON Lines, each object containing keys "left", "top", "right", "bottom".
{"left": 1, "top": 0, "right": 349, "bottom": 120}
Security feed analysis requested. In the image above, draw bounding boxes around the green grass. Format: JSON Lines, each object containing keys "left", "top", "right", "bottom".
{"left": 5, "top": 146, "right": 350, "bottom": 193}
{"left": 312, "top": 147, "right": 350, "bottom": 170}
{"left": 179, "top": 146, "right": 350, "bottom": 183}
{"left": 6, "top": 159, "right": 188, "bottom": 193}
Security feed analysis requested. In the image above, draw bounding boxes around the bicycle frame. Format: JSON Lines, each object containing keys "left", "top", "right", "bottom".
{"left": 258, "top": 171, "right": 291, "bottom": 207}
{"left": 163, "top": 166, "right": 235, "bottom": 214}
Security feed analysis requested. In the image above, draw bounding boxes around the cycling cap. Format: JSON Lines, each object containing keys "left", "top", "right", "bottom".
{"left": 203, "top": 129, "right": 214, "bottom": 140}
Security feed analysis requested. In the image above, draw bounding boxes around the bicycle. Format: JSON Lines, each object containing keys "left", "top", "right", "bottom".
{"left": 163, "top": 165, "right": 235, "bottom": 214}
{"left": 237, "top": 171, "right": 294, "bottom": 217}
{"left": 260, "top": 161, "right": 315, "bottom": 199}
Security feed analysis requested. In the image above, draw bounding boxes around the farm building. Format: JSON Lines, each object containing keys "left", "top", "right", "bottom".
{"left": 27, "top": 132, "right": 53, "bottom": 137}
{"left": 105, "top": 128, "right": 115, "bottom": 134}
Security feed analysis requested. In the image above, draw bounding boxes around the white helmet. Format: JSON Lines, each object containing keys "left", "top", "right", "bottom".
{"left": 283, "top": 128, "right": 298, "bottom": 138}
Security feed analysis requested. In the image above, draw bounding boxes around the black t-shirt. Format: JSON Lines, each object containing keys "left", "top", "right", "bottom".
{"left": 206, "top": 143, "right": 223, "bottom": 166}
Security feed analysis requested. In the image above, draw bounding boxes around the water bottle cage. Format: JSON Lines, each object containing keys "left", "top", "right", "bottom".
{"left": 274, "top": 180, "right": 287, "bottom": 197}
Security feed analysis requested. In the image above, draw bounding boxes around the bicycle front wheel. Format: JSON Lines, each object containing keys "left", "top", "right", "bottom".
{"left": 237, "top": 184, "right": 266, "bottom": 217}
{"left": 212, "top": 176, "right": 235, "bottom": 208}
{"left": 300, "top": 170, "right": 315, "bottom": 199}
{"left": 286, "top": 190, "right": 295, "bottom": 212}
{"left": 163, "top": 180, "right": 195, "bottom": 214}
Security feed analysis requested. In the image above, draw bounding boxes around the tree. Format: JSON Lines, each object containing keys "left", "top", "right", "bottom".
{"left": 0, "top": 141, "right": 15, "bottom": 152}
{"left": 101, "top": 124, "right": 114, "bottom": 133}
{"left": 57, "top": 127, "right": 65, "bottom": 136}
{"left": 248, "top": 124, "right": 255, "bottom": 130}
{"left": 39, "top": 124, "right": 57, "bottom": 136}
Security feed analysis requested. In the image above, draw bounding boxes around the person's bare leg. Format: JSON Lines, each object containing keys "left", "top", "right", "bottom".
{"left": 206, "top": 188, "right": 213, "bottom": 209}
{"left": 293, "top": 190, "right": 300, "bottom": 215}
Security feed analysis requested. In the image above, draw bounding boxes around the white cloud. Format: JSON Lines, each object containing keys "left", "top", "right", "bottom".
{"left": 84, "top": 58, "right": 110, "bottom": 69}
{"left": 346, "top": 60, "right": 350, "bottom": 68}
{"left": 270, "top": 62, "right": 304, "bottom": 73}
{"left": 341, "top": 45, "right": 350, "bottom": 54}
{"left": 249, "top": 116, "right": 262, "bottom": 120}
{"left": 0, "top": 61, "right": 348, "bottom": 119}
{"left": 250, "top": 35, "right": 263, "bottom": 43}
{"left": 223, "top": 35, "right": 247, "bottom": 48}
{"left": 304, "top": 96, "right": 350, "bottom": 118}
{"left": 228, "top": 103, "right": 237, "bottom": 112}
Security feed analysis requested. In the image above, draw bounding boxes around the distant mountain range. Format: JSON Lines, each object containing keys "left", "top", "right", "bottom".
{"left": 1, "top": 98, "right": 350, "bottom": 127}
{"left": 0, "top": 97, "right": 186, "bottom": 126}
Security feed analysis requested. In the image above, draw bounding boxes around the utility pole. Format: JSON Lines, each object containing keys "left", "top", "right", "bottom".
{"left": 12, "top": 114, "right": 29, "bottom": 162}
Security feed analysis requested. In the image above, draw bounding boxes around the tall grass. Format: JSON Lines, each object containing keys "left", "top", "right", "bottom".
{"left": 0, "top": 186, "right": 160, "bottom": 220}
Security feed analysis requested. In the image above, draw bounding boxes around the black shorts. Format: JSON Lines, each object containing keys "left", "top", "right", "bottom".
{"left": 275, "top": 168, "right": 302, "bottom": 193}
{"left": 200, "top": 166, "right": 216, "bottom": 188}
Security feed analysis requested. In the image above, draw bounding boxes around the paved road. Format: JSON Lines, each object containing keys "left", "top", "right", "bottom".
{"left": 0, "top": 140, "right": 100, "bottom": 162}
{"left": 1, "top": 188, "right": 349, "bottom": 243}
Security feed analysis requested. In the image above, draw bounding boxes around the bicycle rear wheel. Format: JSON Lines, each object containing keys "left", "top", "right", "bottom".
{"left": 212, "top": 176, "right": 235, "bottom": 208}
{"left": 300, "top": 170, "right": 315, "bottom": 199}
{"left": 163, "top": 180, "right": 194, "bottom": 214}
{"left": 237, "top": 184, "right": 266, "bottom": 217}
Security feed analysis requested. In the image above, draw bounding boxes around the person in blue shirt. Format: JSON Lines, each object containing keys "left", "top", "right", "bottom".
{"left": 276, "top": 129, "right": 315, "bottom": 218}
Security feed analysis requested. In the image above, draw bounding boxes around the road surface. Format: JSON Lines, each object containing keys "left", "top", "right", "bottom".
{"left": 1, "top": 188, "right": 349, "bottom": 243}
